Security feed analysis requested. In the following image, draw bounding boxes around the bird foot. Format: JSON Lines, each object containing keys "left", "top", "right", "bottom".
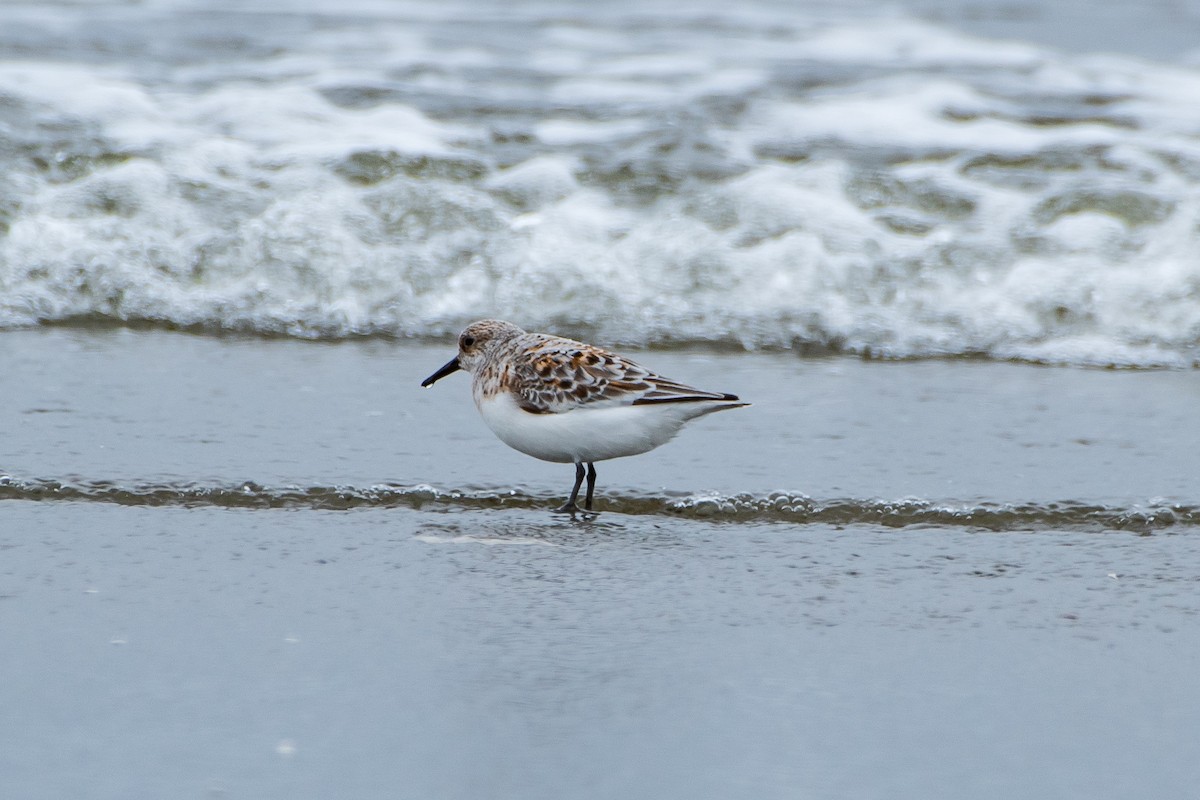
{"left": 552, "top": 502, "right": 597, "bottom": 518}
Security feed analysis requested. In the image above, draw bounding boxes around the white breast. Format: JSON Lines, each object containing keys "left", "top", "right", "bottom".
{"left": 476, "top": 392, "right": 721, "bottom": 464}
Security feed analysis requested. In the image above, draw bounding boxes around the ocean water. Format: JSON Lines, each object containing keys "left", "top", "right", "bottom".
{"left": 2, "top": 2, "right": 1200, "bottom": 798}
{"left": 2, "top": 0, "right": 1200, "bottom": 364}
{"left": 3, "top": 329, "right": 1199, "bottom": 800}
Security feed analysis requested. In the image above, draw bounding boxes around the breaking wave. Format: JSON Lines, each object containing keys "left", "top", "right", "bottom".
{"left": 1, "top": 2, "right": 1199, "bottom": 366}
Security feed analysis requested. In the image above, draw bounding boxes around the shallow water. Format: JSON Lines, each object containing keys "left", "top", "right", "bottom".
{"left": 3, "top": 329, "right": 1199, "bottom": 511}
{"left": 4, "top": 1, "right": 1200, "bottom": 796}
{"left": 2, "top": 330, "right": 1200, "bottom": 798}
{"left": 4, "top": 502, "right": 1200, "bottom": 799}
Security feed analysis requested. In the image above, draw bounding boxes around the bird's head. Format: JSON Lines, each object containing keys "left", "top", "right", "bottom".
{"left": 420, "top": 319, "right": 526, "bottom": 387}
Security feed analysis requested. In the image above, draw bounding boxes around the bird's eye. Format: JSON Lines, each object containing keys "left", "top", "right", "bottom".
{"left": 461, "top": 335, "right": 476, "bottom": 349}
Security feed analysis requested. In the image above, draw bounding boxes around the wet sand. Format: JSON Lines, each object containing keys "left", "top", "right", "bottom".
{"left": 2, "top": 329, "right": 1199, "bottom": 799}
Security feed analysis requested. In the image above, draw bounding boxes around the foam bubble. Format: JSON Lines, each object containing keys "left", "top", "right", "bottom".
{"left": 1, "top": 4, "right": 1199, "bottom": 366}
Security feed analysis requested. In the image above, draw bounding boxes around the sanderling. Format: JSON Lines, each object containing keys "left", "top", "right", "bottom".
{"left": 421, "top": 319, "right": 748, "bottom": 514}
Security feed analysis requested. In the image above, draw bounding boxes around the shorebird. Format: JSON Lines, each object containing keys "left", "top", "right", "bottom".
{"left": 421, "top": 319, "right": 748, "bottom": 513}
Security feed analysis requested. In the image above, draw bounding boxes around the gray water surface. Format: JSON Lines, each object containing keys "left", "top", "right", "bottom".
{"left": 4, "top": 328, "right": 1198, "bottom": 504}
{"left": 2, "top": 330, "right": 1199, "bottom": 799}
{"left": 2, "top": 503, "right": 1198, "bottom": 800}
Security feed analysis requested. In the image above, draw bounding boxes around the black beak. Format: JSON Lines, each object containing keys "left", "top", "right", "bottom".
{"left": 421, "top": 356, "right": 461, "bottom": 387}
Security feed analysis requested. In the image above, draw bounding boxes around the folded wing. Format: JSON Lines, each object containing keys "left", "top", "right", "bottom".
{"left": 511, "top": 335, "right": 740, "bottom": 413}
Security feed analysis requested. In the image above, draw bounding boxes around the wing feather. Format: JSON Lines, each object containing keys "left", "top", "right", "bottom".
{"left": 508, "top": 335, "right": 739, "bottom": 413}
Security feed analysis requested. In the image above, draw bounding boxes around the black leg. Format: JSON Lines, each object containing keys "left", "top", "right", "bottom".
{"left": 553, "top": 462, "right": 586, "bottom": 513}
{"left": 584, "top": 462, "right": 597, "bottom": 510}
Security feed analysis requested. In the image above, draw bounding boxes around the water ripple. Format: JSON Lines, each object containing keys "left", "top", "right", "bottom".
{"left": 0, "top": 475, "right": 1194, "bottom": 532}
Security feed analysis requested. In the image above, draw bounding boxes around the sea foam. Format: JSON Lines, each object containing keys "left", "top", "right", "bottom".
{"left": 1, "top": 5, "right": 1198, "bottom": 366}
